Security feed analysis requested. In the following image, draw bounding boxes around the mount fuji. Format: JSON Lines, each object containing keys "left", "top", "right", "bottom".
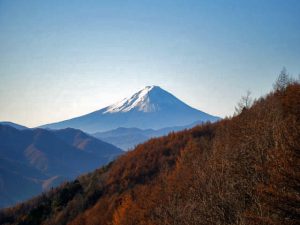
{"left": 41, "top": 86, "right": 220, "bottom": 133}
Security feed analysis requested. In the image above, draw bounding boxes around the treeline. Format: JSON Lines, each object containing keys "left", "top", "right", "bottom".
{"left": 0, "top": 77, "right": 299, "bottom": 225}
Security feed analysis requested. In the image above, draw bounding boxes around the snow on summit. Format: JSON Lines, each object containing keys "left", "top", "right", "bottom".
{"left": 104, "top": 86, "right": 163, "bottom": 113}
{"left": 40, "top": 85, "right": 220, "bottom": 133}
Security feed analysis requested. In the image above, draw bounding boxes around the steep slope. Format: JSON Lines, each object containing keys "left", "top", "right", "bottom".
{"left": 41, "top": 86, "right": 219, "bottom": 133}
{"left": 1, "top": 83, "right": 299, "bottom": 225}
{"left": 0, "top": 126, "right": 123, "bottom": 208}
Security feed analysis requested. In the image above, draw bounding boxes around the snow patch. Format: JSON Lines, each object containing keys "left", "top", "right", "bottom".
{"left": 103, "top": 86, "right": 160, "bottom": 113}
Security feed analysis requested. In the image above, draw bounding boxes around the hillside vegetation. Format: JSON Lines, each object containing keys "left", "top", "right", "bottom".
{"left": 1, "top": 82, "right": 299, "bottom": 225}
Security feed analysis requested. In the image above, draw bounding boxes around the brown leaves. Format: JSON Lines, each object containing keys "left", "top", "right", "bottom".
{"left": 2, "top": 84, "right": 300, "bottom": 225}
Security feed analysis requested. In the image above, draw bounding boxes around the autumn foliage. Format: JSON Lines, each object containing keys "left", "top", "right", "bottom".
{"left": 0, "top": 82, "right": 299, "bottom": 225}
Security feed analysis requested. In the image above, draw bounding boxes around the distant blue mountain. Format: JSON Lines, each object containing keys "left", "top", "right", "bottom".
{"left": 93, "top": 120, "right": 206, "bottom": 150}
{"left": 0, "top": 124, "right": 123, "bottom": 208}
{"left": 0, "top": 121, "right": 28, "bottom": 130}
{"left": 40, "top": 86, "right": 220, "bottom": 133}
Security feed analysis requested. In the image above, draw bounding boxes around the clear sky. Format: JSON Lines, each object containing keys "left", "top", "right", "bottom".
{"left": 0, "top": 0, "right": 299, "bottom": 127}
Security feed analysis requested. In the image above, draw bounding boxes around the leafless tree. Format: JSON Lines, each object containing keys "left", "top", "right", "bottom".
{"left": 273, "top": 67, "right": 292, "bottom": 91}
{"left": 235, "top": 90, "right": 253, "bottom": 115}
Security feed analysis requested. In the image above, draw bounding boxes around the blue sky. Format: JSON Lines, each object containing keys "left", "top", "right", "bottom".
{"left": 0, "top": 0, "right": 299, "bottom": 127}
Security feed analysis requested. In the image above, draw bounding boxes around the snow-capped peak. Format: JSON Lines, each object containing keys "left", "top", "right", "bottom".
{"left": 103, "top": 85, "right": 162, "bottom": 114}
{"left": 41, "top": 85, "right": 220, "bottom": 133}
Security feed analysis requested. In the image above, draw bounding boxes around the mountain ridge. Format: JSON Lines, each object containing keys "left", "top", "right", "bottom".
{"left": 93, "top": 120, "right": 205, "bottom": 150}
{"left": 0, "top": 121, "right": 28, "bottom": 130}
{"left": 1, "top": 82, "right": 299, "bottom": 225}
{"left": 40, "top": 86, "right": 220, "bottom": 133}
{"left": 0, "top": 125, "right": 123, "bottom": 208}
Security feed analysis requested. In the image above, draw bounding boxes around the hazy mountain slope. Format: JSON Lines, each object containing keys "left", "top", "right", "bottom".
{"left": 0, "top": 158, "right": 44, "bottom": 208}
{"left": 2, "top": 83, "right": 299, "bottom": 225}
{"left": 93, "top": 120, "right": 204, "bottom": 150}
{"left": 41, "top": 86, "right": 219, "bottom": 133}
{"left": 0, "top": 122, "right": 28, "bottom": 130}
{"left": 0, "top": 125, "right": 123, "bottom": 208}
{"left": 52, "top": 128, "right": 123, "bottom": 160}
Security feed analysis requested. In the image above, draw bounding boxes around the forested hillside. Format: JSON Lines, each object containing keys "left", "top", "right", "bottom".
{"left": 1, "top": 81, "right": 299, "bottom": 225}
